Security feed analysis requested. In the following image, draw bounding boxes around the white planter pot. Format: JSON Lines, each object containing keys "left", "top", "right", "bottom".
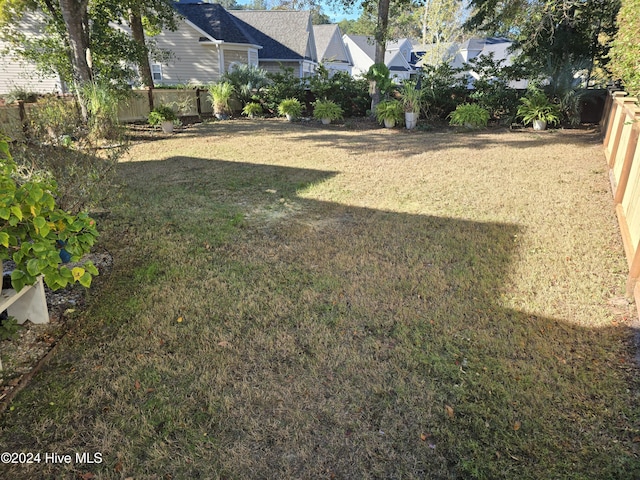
{"left": 321, "top": 118, "right": 331, "bottom": 125}
{"left": 285, "top": 113, "right": 295, "bottom": 122}
{"left": 161, "top": 121, "right": 174, "bottom": 134}
{"left": 405, "top": 112, "right": 418, "bottom": 130}
{"left": 533, "top": 119, "right": 547, "bottom": 131}
{"left": 383, "top": 118, "right": 396, "bottom": 128}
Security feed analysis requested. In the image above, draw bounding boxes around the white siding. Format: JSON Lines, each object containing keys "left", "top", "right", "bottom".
{"left": 223, "top": 48, "right": 249, "bottom": 73}
{"left": 0, "top": 13, "right": 64, "bottom": 95}
{"left": 152, "top": 19, "right": 221, "bottom": 85}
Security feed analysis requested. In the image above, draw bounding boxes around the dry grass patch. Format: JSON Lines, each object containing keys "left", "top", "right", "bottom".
{"left": 0, "top": 120, "right": 638, "bottom": 479}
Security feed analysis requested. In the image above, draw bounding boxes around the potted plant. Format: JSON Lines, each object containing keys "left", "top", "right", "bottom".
{"left": 375, "top": 99, "right": 404, "bottom": 128}
{"left": 208, "top": 81, "right": 234, "bottom": 119}
{"left": 517, "top": 88, "right": 561, "bottom": 131}
{"left": 0, "top": 140, "right": 99, "bottom": 293}
{"left": 148, "top": 105, "right": 178, "bottom": 133}
{"left": 312, "top": 99, "right": 343, "bottom": 125}
{"left": 278, "top": 98, "right": 303, "bottom": 122}
{"left": 242, "top": 102, "right": 262, "bottom": 119}
{"left": 400, "top": 80, "right": 423, "bottom": 129}
{"left": 449, "top": 103, "right": 490, "bottom": 129}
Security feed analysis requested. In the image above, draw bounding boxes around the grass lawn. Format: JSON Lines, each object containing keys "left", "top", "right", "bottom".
{"left": 1, "top": 120, "right": 639, "bottom": 479}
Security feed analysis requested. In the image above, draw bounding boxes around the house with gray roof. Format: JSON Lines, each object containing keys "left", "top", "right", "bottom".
{"left": 343, "top": 35, "right": 417, "bottom": 82}
{"left": 146, "top": 3, "right": 261, "bottom": 86}
{"left": 229, "top": 9, "right": 318, "bottom": 78}
{"left": 313, "top": 24, "right": 352, "bottom": 75}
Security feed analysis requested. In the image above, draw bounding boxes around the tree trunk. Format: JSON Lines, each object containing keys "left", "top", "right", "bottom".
{"left": 130, "top": 9, "right": 155, "bottom": 89}
{"left": 58, "top": 0, "right": 91, "bottom": 120}
{"left": 371, "top": 0, "right": 391, "bottom": 113}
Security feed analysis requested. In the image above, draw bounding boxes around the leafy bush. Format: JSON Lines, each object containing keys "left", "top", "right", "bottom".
{"left": 148, "top": 105, "right": 178, "bottom": 126}
{"left": 610, "top": 0, "right": 640, "bottom": 97}
{"left": 27, "top": 96, "right": 83, "bottom": 144}
{"left": 0, "top": 316, "right": 20, "bottom": 341}
{"left": 374, "top": 99, "right": 404, "bottom": 125}
{"left": 242, "top": 102, "right": 263, "bottom": 118}
{"left": 278, "top": 98, "right": 303, "bottom": 119}
{"left": 517, "top": 87, "right": 561, "bottom": 126}
{"left": 0, "top": 140, "right": 99, "bottom": 292}
{"left": 264, "top": 66, "right": 305, "bottom": 114}
{"left": 449, "top": 103, "right": 490, "bottom": 128}
{"left": 466, "top": 54, "right": 521, "bottom": 124}
{"left": 221, "top": 65, "right": 270, "bottom": 106}
{"left": 308, "top": 65, "right": 369, "bottom": 117}
{"left": 312, "top": 99, "right": 343, "bottom": 122}
{"left": 4, "top": 87, "right": 38, "bottom": 105}
{"left": 420, "top": 63, "right": 468, "bottom": 121}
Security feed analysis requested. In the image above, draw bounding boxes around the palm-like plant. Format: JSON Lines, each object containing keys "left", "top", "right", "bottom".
{"left": 208, "top": 82, "right": 234, "bottom": 118}
{"left": 517, "top": 88, "right": 561, "bottom": 128}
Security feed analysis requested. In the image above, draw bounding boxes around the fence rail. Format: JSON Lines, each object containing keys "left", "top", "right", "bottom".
{"left": 602, "top": 91, "right": 640, "bottom": 314}
{"left": 0, "top": 89, "right": 214, "bottom": 140}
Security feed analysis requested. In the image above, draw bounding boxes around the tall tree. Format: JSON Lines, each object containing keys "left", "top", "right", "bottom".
{"left": 420, "top": 0, "right": 465, "bottom": 65}
{"left": 464, "top": 0, "right": 620, "bottom": 87}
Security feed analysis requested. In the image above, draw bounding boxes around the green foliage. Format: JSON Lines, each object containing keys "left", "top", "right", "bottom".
{"left": 420, "top": 63, "right": 468, "bottom": 120}
{"left": 208, "top": 82, "right": 235, "bottom": 116}
{"left": 242, "top": 102, "right": 263, "bottom": 118}
{"left": 221, "top": 64, "right": 270, "bottom": 107}
{"left": 264, "top": 66, "right": 305, "bottom": 114}
{"left": 449, "top": 103, "right": 490, "bottom": 128}
{"left": 400, "top": 79, "right": 423, "bottom": 113}
{"left": 610, "top": 0, "right": 640, "bottom": 97}
{"left": 0, "top": 140, "right": 99, "bottom": 292}
{"left": 278, "top": 98, "right": 303, "bottom": 119}
{"left": 466, "top": 0, "right": 620, "bottom": 87}
{"left": 517, "top": 87, "right": 561, "bottom": 126}
{"left": 0, "top": 316, "right": 20, "bottom": 341}
{"left": 81, "top": 82, "right": 126, "bottom": 140}
{"left": 148, "top": 105, "right": 178, "bottom": 126}
{"left": 312, "top": 100, "right": 343, "bottom": 122}
{"left": 466, "top": 54, "right": 521, "bottom": 124}
{"left": 4, "top": 87, "right": 38, "bottom": 105}
{"left": 365, "top": 63, "right": 395, "bottom": 98}
{"left": 308, "top": 65, "right": 369, "bottom": 117}
{"left": 25, "top": 96, "right": 81, "bottom": 144}
{"left": 374, "top": 99, "right": 404, "bottom": 125}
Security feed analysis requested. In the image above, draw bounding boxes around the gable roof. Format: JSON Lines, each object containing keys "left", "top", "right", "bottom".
{"left": 172, "top": 2, "right": 253, "bottom": 44}
{"left": 313, "top": 24, "right": 351, "bottom": 65}
{"left": 344, "top": 35, "right": 414, "bottom": 71}
{"left": 230, "top": 10, "right": 316, "bottom": 61}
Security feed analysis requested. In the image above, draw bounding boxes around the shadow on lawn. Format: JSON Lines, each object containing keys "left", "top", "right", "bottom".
{"left": 0, "top": 155, "right": 638, "bottom": 479}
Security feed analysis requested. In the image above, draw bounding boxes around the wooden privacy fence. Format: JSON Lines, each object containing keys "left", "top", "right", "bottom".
{"left": 602, "top": 91, "right": 640, "bottom": 312}
{"left": 0, "top": 89, "right": 214, "bottom": 140}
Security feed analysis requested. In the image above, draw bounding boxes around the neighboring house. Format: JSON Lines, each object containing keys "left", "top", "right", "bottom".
{"left": 148, "top": 2, "right": 261, "bottom": 85}
{"left": 450, "top": 37, "right": 528, "bottom": 89}
{"left": 229, "top": 9, "right": 318, "bottom": 78}
{"left": 411, "top": 41, "right": 460, "bottom": 69}
{"left": 0, "top": 13, "right": 66, "bottom": 95}
{"left": 343, "top": 35, "right": 417, "bottom": 82}
{"left": 313, "top": 24, "right": 352, "bottom": 76}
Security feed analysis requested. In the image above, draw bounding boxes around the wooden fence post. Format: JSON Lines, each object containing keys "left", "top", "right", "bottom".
{"left": 614, "top": 112, "right": 640, "bottom": 204}
{"left": 604, "top": 92, "right": 627, "bottom": 150}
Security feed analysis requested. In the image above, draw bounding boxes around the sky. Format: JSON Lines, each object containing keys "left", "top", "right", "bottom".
{"left": 235, "top": 1, "right": 363, "bottom": 22}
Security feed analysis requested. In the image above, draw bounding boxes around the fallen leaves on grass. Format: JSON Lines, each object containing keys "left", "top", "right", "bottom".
{"left": 445, "top": 405, "right": 454, "bottom": 418}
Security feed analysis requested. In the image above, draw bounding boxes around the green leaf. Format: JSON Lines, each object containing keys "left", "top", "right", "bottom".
{"left": 10, "top": 270, "right": 26, "bottom": 292}
{"left": 33, "top": 216, "right": 46, "bottom": 230}
{"left": 84, "top": 262, "right": 99, "bottom": 276}
{"left": 9, "top": 205, "right": 22, "bottom": 221}
{"left": 78, "top": 272, "right": 92, "bottom": 288}
{"left": 0, "top": 207, "right": 9, "bottom": 220}
{"left": 26, "top": 258, "right": 40, "bottom": 276}
{"left": 0, "top": 231, "right": 8, "bottom": 248}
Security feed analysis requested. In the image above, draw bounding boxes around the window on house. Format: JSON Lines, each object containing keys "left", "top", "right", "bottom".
{"left": 151, "top": 64, "right": 162, "bottom": 82}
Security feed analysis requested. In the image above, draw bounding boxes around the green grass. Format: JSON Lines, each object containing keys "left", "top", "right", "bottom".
{"left": 0, "top": 121, "right": 638, "bottom": 479}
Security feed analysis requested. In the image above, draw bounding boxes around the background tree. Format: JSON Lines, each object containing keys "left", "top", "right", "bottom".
{"left": 419, "top": 0, "right": 465, "bottom": 65}
{"left": 465, "top": 0, "right": 620, "bottom": 88}
{"left": 609, "top": 0, "right": 640, "bottom": 97}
